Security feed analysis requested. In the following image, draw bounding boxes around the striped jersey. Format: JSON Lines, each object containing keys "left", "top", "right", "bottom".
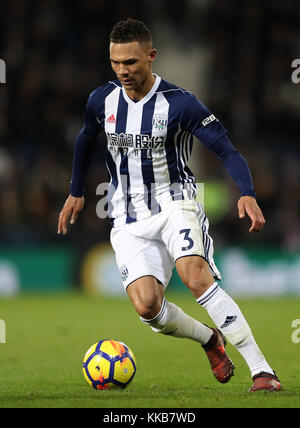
{"left": 75, "top": 74, "right": 227, "bottom": 227}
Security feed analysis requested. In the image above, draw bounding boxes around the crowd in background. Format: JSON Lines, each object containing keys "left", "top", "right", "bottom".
{"left": 0, "top": 0, "right": 299, "bottom": 253}
{"left": 206, "top": 0, "right": 300, "bottom": 250}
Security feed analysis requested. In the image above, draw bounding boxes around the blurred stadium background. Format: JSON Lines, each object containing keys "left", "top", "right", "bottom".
{"left": 0, "top": 0, "right": 299, "bottom": 299}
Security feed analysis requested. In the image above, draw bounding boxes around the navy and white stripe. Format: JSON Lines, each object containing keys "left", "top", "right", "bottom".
{"left": 79, "top": 75, "right": 227, "bottom": 226}
{"left": 196, "top": 282, "right": 220, "bottom": 306}
{"left": 195, "top": 202, "right": 221, "bottom": 280}
{"left": 140, "top": 93, "right": 158, "bottom": 212}
{"left": 71, "top": 74, "right": 256, "bottom": 218}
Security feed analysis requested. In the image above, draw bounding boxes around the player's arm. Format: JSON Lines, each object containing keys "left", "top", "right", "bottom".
{"left": 207, "top": 134, "right": 265, "bottom": 233}
{"left": 58, "top": 93, "right": 101, "bottom": 235}
{"left": 180, "top": 93, "right": 265, "bottom": 233}
{"left": 58, "top": 194, "right": 85, "bottom": 235}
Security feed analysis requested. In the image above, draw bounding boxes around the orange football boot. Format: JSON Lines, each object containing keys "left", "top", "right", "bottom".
{"left": 202, "top": 328, "right": 235, "bottom": 384}
{"left": 249, "top": 371, "right": 281, "bottom": 391}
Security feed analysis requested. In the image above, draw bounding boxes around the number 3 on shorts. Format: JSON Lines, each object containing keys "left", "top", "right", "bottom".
{"left": 179, "top": 228, "right": 194, "bottom": 251}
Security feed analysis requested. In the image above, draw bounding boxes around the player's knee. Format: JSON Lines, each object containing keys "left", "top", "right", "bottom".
{"left": 135, "top": 299, "right": 161, "bottom": 320}
{"left": 186, "top": 275, "right": 211, "bottom": 297}
{"left": 178, "top": 260, "right": 213, "bottom": 297}
{"left": 139, "top": 298, "right": 173, "bottom": 334}
{"left": 128, "top": 278, "right": 164, "bottom": 320}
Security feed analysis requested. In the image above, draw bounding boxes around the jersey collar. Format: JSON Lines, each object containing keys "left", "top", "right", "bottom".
{"left": 121, "top": 74, "right": 161, "bottom": 106}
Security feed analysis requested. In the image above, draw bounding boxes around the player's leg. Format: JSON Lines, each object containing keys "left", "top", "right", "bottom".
{"left": 110, "top": 221, "right": 213, "bottom": 346}
{"left": 125, "top": 256, "right": 234, "bottom": 384}
{"left": 126, "top": 275, "right": 213, "bottom": 345}
{"left": 161, "top": 199, "right": 280, "bottom": 389}
{"left": 126, "top": 275, "right": 164, "bottom": 320}
{"left": 176, "top": 255, "right": 280, "bottom": 390}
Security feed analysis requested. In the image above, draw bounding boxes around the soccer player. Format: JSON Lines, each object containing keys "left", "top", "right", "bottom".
{"left": 58, "top": 18, "right": 281, "bottom": 392}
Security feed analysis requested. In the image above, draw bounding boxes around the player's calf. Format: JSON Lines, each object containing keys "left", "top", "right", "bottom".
{"left": 197, "top": 282, "right": 276, "bottom": 381}
{"left": 140, "top": 299, "right": 234, "bottom": 384}
{"left": 140, "top": 298, "right": 213, "bottom": 344}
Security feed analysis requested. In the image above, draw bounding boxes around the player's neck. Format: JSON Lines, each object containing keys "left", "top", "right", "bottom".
{"left": 124, "top": 73, "right": 156, "bottom": 102}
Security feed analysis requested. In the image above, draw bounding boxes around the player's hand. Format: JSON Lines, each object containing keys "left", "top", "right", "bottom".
{"left": 57, "top": 195, "right": 84, "bottom": 235}
{"left": 238, "top": 196, "right": 265, "bottom": 233}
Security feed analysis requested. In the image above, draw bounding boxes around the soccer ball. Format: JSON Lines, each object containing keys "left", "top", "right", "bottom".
{"left": 82, "top": 339, "right": 137, "bottom": 390}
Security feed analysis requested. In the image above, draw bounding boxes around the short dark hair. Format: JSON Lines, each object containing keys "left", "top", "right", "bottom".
{"left": 110, "top": 18, "right": 152, "bottom": 45}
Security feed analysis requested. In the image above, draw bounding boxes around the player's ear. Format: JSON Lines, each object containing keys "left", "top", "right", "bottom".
{"left": 149, "top": 48, "right": 157, "bottom": 63}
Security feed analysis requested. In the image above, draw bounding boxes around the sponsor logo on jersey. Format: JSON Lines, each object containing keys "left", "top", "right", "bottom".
{"left": 106, "top": 114, "right": 117, "bottom": 124}
{"left": 106, "top": 132, "right": 166, "bottom": 150}
{"left": 202, "top": 114, "right": 218, "bottom": 127}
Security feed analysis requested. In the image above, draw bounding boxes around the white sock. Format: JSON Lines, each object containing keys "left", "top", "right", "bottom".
{"left": 197, "top": 282, "right": 274, "bottom": 377}
{"left": 140, "top": 298, "right": 213, "bottom": 345}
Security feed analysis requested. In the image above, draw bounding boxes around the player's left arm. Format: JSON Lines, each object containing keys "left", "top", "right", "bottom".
{"left": 207, "top": 134, "right": 266, "bottom": 233}
{"left": 180, "top": 93, "right": 265, "bottom": 233}
{"left": 237, "top": 195, "right": 265, "bottom": 233}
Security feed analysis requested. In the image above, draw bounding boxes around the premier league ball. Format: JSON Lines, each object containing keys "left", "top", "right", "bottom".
{"left": 82, "top": 339, "right": 137, "bottom": 390}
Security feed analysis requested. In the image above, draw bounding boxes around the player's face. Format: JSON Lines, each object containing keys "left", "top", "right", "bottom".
{"left": 110, "top": 41, "right": 156, "bottom": 93}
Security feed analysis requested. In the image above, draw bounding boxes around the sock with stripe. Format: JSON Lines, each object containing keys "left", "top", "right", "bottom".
{"left": 140, "top": 297, "right": 213, "bottom": 345}
{"left": 197, "top": 282, "right": 274, "bottom": 377}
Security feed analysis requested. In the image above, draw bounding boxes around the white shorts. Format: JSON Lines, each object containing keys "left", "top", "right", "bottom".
{"left": 110, "top": 199, "right": 221, "bottom": 290}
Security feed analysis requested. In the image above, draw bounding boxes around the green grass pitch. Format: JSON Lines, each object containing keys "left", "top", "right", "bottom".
{"left": 0, "top": 292, "right": 299, "bottom": 408}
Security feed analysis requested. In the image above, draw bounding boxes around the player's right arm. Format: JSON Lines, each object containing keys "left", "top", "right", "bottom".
{"left": 57, "top": 90, "right": 101, "bottom": 235}
{"left": 57, "top": 194, "right": 85, "bottom": 235}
